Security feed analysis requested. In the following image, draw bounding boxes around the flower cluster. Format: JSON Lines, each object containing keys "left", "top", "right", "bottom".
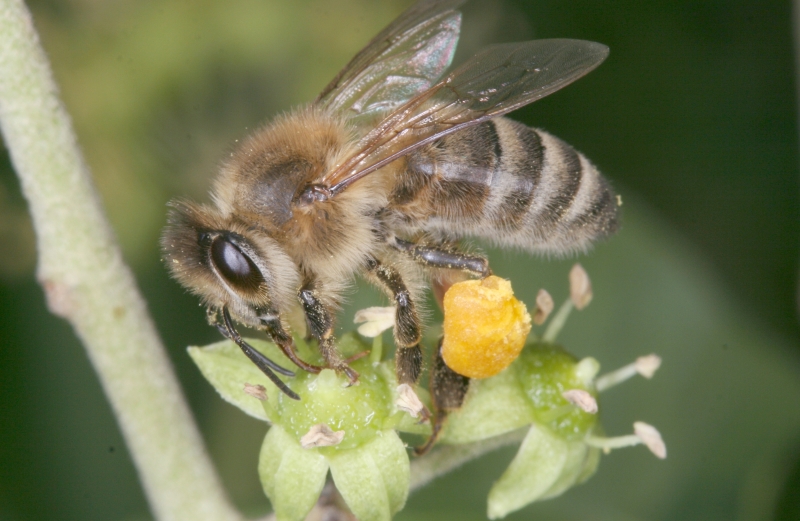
{"left": 188, "top": 264, "right": 665, "bottom": 520}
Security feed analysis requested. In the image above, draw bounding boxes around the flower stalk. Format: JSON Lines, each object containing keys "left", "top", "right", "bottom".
{"left": 0, "top": 2, "right": 239, "bottom": 520}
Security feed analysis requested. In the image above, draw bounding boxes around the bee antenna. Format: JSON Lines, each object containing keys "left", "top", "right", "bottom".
{"left": 218, "top": 307, "right": 301, "bottom": 400}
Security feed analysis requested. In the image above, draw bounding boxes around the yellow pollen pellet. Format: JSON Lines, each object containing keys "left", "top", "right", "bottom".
{"left": 441, "top": 276, "right": 532, "bottom": 379}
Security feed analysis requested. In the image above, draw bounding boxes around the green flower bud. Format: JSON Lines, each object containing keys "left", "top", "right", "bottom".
{"left": 434, "top": 341, "right": 603, "bottom": 519}
{"left": 269, "top": 363, "right": 393, "bottom": 451}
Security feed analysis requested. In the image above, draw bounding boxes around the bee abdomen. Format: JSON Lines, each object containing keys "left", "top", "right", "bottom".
{"left": 390, "top": 118, "right": 618, "bottom": 253}
{"left": 484, "top": 118, "right": 619, "bottom": 254}
{"left": 397, "top": 118, "right": 619, "bottom": 254}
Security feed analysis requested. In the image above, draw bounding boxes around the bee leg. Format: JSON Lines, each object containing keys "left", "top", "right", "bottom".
{"left": 365, "top": 257, "right": 423, "bottom": 384}
{"left": 390, "top": 238, "right": 492, "bottom": 278}
{"left": 215, "top": 306, "right": 300, "bottom": 400}
{"left": 298, "top": 285, "right": 359, "bottom": 384}
{"left": 258, "top": 313, "right": 325, "bottom": 376}
{"left": 415, "top": 338, "right": 470, "bottom": 455}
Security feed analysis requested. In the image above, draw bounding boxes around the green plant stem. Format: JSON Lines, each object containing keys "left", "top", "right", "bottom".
{"left": 409, "top": 429, "right": 527, "bottom": 492}
{"left": 0, "top": 2, "right": 242, "bottom": 520}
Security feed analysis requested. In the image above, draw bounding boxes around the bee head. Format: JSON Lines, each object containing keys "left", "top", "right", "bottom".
{"left": 160, "top": 200, "right": 300, "bottom": 327}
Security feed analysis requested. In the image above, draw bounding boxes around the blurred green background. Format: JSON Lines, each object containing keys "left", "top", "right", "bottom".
{"left": 1, "top": 0, "right": 799, "bottom": 520}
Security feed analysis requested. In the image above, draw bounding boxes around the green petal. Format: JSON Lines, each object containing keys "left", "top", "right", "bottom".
{"left": 539, "top": 439, "right": 595, "bottom": 500}
{"left": 258, "top": 425, "right": 329, "bottom": 521}
{"left": 441, "top": 365, "right": 534, "bottom": 444}
{"left": 574, "top": 445, "right": 601, "bottom": 485}
{"left": 188, "top": 338, "right": 293, "bottom": 421}
{"left": 487, "top": 425, "right": 569, "bottom": 519}
{"left": 328, "top": 431, "right": 410, "bottom": 521}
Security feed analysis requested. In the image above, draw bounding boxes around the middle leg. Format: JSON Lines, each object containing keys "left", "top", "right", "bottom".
{"left": 364, "top": 256, "right": 423, "bottom": 385}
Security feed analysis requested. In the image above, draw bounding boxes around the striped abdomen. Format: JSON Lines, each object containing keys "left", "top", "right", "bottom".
{"left": 388, "top": 117, "right": 619, "bottom": 254}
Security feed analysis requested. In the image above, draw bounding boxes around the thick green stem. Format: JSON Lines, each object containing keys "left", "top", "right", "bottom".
{"left": 0, "top": 1, "right": 242, "bottom": 520}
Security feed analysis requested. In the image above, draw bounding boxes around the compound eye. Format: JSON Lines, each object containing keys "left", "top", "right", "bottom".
{"left": 210, "top": 237, "right": 264, "bottom": 290}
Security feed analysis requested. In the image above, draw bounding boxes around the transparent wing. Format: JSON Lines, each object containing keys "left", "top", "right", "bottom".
{"left": 322, "top": 39, "right": 609, "bottom": 193}
{"left": 315, "top": 0, "right": 465, "bottom": 121}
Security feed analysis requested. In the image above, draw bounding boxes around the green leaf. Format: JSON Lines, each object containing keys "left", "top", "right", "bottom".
{"left": 258, "top": 425, "right": 329, "bottom": 521}
{"left": 188, "top": 338, "right": 294, "bottom": 421}
{"left": 328, "top": 431, "right": 410, "bottom": 521}
{"left": 487, "top": 425, "right": 569, "bottom": 519}
{"left": 441, "top": 365, "right": 534, "bottom": 444}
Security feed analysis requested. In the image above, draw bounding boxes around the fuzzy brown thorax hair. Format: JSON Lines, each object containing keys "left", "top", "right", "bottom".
{"left": 211, "top": 107, "right": 393, "bottom": 283}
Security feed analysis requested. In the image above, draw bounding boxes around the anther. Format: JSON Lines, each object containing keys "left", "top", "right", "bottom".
{"left": 300, "top": 424, "right": 345, "bottom": 449}
{"left": 569, "top": 263, "right": 593, "bottom": 310}
{"left": 396, "top": 383, "right": 425, "bottom": 418}
{"left": 533, "top": 288, "right": 554, "bottom": 325}
{"left": 562, "top": 389, "right": 598, "bottom": 413}
{"left": 243, "top": 383, "right": 267, "bottom": 401}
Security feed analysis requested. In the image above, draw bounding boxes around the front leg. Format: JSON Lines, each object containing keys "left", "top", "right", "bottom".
{"left": 364, "top": 257, "right": 423, "bottom": 385}
{"left": 259, "top": 312, "right": 324, "bottom": 376}
{"left": 209, "top": 306, "right": 300, "bottom": 400}
{"left": 298, "top": 281, "right": 359, "bottom": 384}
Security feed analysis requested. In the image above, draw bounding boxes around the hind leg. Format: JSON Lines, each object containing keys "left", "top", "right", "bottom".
{"left": 389, "top": 237, "right": 494, "bottom": 451}
{"left": 414, "top": 338, "right": 470, "bottom": 455}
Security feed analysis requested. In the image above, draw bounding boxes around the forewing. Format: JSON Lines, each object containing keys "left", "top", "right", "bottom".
{"left": 315, "top": 0, "right": 464, "bottom": 121}
{"left": 323, "top": 39, "right": 609, "bottom": 192}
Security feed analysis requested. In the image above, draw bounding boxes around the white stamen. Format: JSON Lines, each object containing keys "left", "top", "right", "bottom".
{"left": 533, "top": 289, "right": 554, "bottom": 325}
{"left": 595, "top": 364, "right": 637, "bottom": 391}
{"left": 586, "top": 434, "right": 642, "bottom": 454}
{"left": 595, "top": 353, "right": 662, "bottom": 392}
{"left": 300, "top": 424, "right": 345, "bottom": 449}
{"left": 542, "top": 298, "right": 573, "bottom": 342}
{"left": 354, "top": 306, "right": 395, "bottom": 337}
{"left": 634, "top": 421, "right": 667, "bottom": 459}
{"left": 562, "top": 389, "right": 598, "bottom": 413}
{"left": 569, "top": 263, "right": 593, "bottom": 310}
{"left": 243, "top": 383, "right": 267, "bottom": 401}
{"left": 585, "top": 422, "right": 667, "bottom": 459}
{"left": 635, "top": 354, "right": 662, "bottom": 379}
{"left": 396, "top": 383, "right": 424, "bottom": 418}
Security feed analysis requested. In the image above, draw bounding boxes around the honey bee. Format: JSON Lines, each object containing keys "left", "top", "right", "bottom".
{"left": 161, "top": 0, "right": 619, "bottom": 418}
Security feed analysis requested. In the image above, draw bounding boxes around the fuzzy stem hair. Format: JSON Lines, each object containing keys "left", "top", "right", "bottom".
{"left": 0, "top": 2, "right": 241, "bottom": 520}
